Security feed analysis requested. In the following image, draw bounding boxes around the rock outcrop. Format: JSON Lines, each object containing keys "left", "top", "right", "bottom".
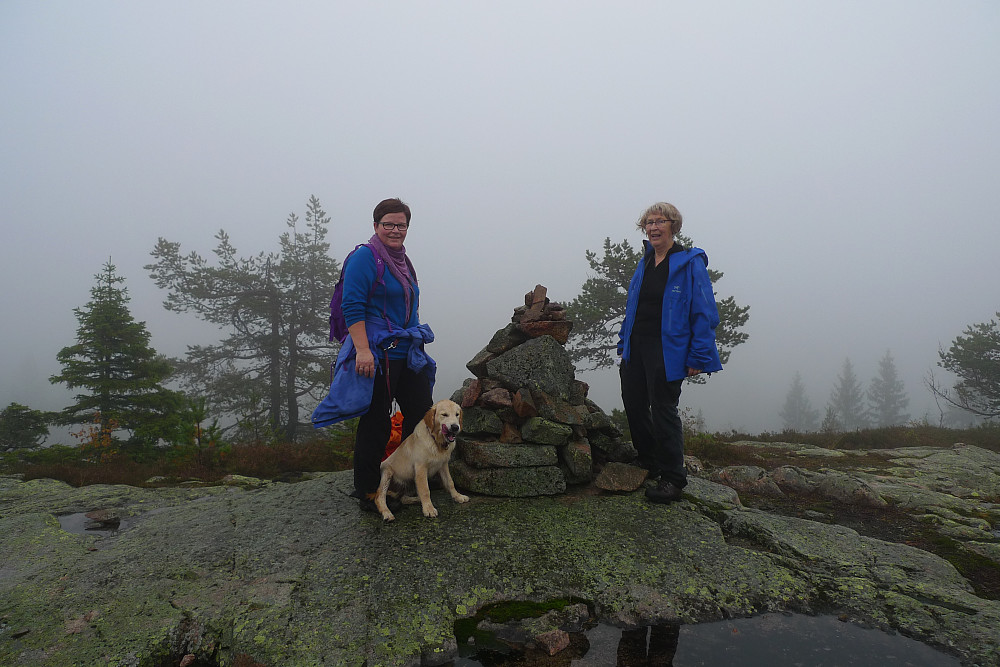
{"left": 3, "top": 442, "right": 999, "bottom": 666}
{"left": 708, "top": 441, "right": 1000, "bottom": 548}
{"left": 449, "top": 285, "right": 633, "bottom": 497}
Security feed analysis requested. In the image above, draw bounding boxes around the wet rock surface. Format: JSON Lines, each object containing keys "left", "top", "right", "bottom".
{"left": 2, "top": 440, "right": 999, "bottom": 666}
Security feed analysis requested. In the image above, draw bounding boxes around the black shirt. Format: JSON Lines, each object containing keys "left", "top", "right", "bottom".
{"left": 631, "top": 244, "right": 684, "bottom": 338}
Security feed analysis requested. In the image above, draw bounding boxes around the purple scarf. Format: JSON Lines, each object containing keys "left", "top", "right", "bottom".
{"left": 368, "top": 234, "right": 417, "bottom": 321}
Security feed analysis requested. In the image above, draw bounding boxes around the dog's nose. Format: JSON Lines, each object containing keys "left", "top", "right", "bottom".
{"left": 448, "top": 423, "right": 460, "bottom": 434}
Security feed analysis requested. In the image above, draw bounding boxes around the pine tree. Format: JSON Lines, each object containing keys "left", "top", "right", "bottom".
{"left": 146, "top": 195, "right": 340, "bottom": 442}
{"left": 867, "top": 350, "right": 909, "bottom": 427}
{"left": 928, "top": 312, "right": 1000, "bottom": 419}
{"left": 565, "top": 234, "right": 749, "bottom": 372}
{"left": 780, "top": 372, "right": 819, "bottom": 432}
{"left": 827, "top": 358, "right": 868, "bottom": 431}
{"left": 50, "top": 261, "right": 182, "bottom": 446}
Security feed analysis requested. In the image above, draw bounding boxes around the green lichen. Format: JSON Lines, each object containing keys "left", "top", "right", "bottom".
{"left": 1, "top": 469, "right": 997, "bottom": 665}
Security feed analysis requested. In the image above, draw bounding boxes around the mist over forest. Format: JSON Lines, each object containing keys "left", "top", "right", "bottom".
{"left": 2, "top": 2, "right": 999, "bottom": 444}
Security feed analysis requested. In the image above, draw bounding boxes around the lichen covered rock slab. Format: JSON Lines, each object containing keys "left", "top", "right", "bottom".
{"left": 1, "top": 469, "right": 996, "bottom": 665}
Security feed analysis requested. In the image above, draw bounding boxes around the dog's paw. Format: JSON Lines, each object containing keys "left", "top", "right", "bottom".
{"left": 422, "top": 504, "right": 439, "bottom": 518}
{"left": 453, "top": 493, "right": 470, "bottom": 504}
{"left": 380, "top": 510, "right": 395, "bottom": 522}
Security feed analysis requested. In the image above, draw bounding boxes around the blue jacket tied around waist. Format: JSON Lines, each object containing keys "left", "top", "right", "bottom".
{"left": 311, "top": 321, "right": 436, "bottom": 428}
{"left": 617, "top": 242, "right": 723, "bottom": 382}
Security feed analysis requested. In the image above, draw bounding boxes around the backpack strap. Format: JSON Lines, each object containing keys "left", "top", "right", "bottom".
{"left": 342, "top": 243, "right": 387, "bottom": 303}
{"left": 362, "top": 243, "right": 395, "bottom": 335}
{"left": 331, "top": 243, "right": 395, "bottom": 346}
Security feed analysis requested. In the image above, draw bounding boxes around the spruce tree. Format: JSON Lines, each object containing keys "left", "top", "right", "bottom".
{"left": 780, "top": 372, "right": 819, "bottom": 432}
{"left": 867, "top": 350, "right": 909, "bottom": 427}
{"left": 827, "top": 358, "right": 868, "bottom": 431}
{"left": 820, "top": 405, "right": 841, "bottom": 433}
{"left": 50, "top": 261, "right": 182, "bottom": 446}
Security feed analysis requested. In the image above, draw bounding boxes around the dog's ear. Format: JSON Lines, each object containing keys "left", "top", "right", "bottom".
{"left": 422, "top": 405, "right": 436, "bottom": 434}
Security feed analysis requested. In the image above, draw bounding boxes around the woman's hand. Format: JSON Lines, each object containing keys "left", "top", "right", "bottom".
{"left": 355, "top": 347, "right": 376, "bottom": 378}
{"left": 347, "top": 320, "right": 376, "bottom": 378}
{"left": 686, "top": 367, "right": 702, "bottom": 377}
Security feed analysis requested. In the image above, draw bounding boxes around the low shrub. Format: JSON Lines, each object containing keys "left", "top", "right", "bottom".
{"left": 6, "top": 431, "right": 355, "bottom": 488}
{"left": 6, "top": 423, "right": 996, "bottom": 488}
{"left": 716, "top": 424, "right": 1000, "bottom": 454}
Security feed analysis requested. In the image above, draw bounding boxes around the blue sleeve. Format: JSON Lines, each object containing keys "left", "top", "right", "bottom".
{"left": 686, "top": 255, "right": 723, "bottom": 372}
{"left": 342, "top": 246, "right": 421, "bottom": 335}
{"left": 341, "top": 246, "right": 377, "bottom": 328}
{"left": 617, "top": 264, "right": 643, "bottom": 356}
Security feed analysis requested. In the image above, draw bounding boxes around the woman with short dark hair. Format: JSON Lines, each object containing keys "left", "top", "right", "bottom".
{"left": 313, "top": 198, "right": 435, "bottom": 513}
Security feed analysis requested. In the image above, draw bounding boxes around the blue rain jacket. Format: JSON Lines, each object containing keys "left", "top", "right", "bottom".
{"left": 311, "top": 321, "right": 436, "bottom": 428}
{"left": 617, "top": 242, "right": 723, "bottom": 381}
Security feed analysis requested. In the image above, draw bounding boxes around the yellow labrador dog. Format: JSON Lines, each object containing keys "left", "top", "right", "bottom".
{"left": 375, "top": 399, "right": 470, "bottom": 521}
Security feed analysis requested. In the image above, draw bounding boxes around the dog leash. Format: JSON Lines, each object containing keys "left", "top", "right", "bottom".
{"left": 382, "top": 338, "right": 399, "bottom": 415}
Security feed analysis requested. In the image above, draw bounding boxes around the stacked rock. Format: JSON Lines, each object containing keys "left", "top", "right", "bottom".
{"left": 449, "top": 285, "right": 635, "bottom": 497}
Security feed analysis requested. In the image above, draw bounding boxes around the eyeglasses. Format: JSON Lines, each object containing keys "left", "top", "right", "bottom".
{"left": 378, "top": 221, "right": 409, "bottom": 231}
{"left": 644, "top": 218, "right": 674, "bottom": 228}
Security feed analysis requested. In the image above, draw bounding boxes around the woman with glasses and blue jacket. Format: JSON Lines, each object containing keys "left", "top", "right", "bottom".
{"left": 312, "top": 198, "right": 435, "bottom": 513}
{"left": 617, "top": 202, "right": 723, "bottom": 503}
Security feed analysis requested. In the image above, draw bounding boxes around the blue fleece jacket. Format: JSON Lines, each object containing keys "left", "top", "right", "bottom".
{"left": 341, "top": 245, "right": 420, "bottom": 360}
{"left": 617, "top": 242, "right": 723, "bottom": 382}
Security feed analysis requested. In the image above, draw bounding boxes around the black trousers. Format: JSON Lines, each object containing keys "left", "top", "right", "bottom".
{"left": 353, "top": 358, "right": 433, "bottom": 497}
{"left": 620, "top": 334, "right": 686, "bottom": 488}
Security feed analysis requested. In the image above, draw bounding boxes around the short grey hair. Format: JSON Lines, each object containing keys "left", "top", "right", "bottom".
{"left": 636, "top": 202, "right": 683, "bottom": 236}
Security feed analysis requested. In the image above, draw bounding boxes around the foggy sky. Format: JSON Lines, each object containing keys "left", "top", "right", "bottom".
{"left": 2, "top": 1, "right": 999, "bottom": 438}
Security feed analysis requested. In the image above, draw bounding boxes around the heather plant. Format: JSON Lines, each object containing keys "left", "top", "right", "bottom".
{"left": 6, "top": 426, "right": 356, "bottom": 488}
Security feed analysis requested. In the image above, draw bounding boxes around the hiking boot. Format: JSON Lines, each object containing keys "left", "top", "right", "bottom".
{"left": 645, "top": 480, "right": 683, "bottom": 504}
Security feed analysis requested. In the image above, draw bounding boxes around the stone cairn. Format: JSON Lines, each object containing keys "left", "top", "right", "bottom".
{"left": 448, "top": 285, "right": 636, "bottom": 497}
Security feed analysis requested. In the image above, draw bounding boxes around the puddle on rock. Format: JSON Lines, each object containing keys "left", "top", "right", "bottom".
{"left": 455, "top": 613, "right": 961, "bottom": 666}
{"left": 57, "top": 511, "right": 131, "bottom": 538}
